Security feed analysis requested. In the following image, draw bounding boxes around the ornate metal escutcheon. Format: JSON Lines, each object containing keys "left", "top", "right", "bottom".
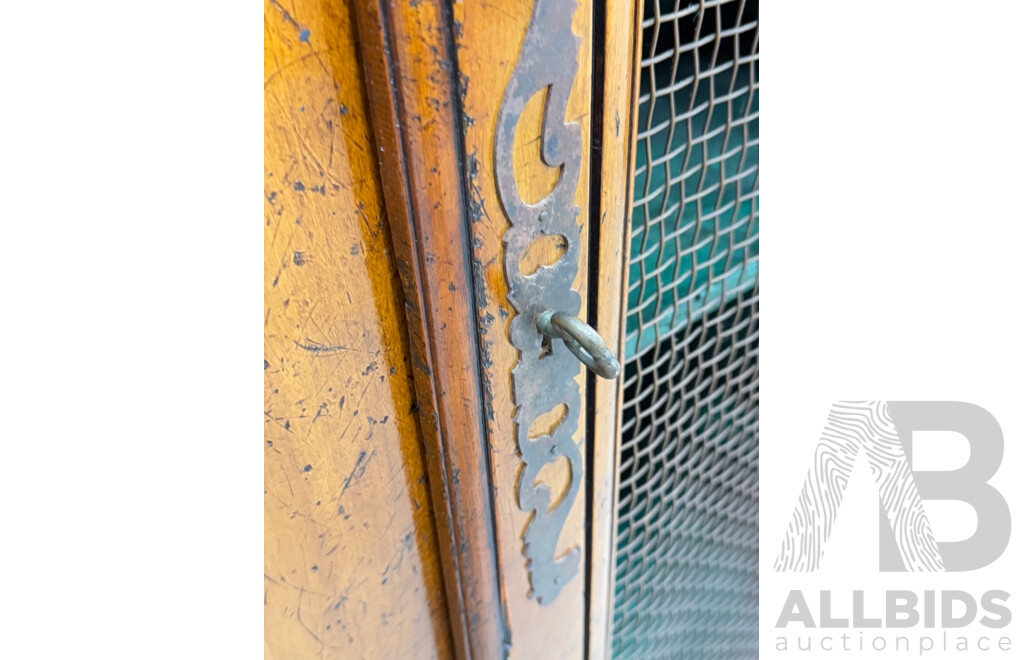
{"left": 494, "top": 0, "right": 618, "bottom": 605}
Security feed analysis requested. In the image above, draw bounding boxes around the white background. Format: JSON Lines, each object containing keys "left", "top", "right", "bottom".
{"left": 762, "top": 1, "right": 1024, "bottom": 657}
{"left": 0, "top": 2, "right": 258, "bottom": 657}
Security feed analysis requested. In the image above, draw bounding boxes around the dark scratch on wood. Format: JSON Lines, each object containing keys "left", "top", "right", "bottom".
{"left": 340, "top": 449, "right": 375, "bottom": 496}
{"left": 294, "top": 340, "right": 375, "bottom": 354}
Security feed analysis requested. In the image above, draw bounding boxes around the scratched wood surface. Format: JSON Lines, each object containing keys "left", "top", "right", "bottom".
{"left": 350, "top": 0, "right": 507, "bottom": 658}
{"left": 453, "top": 0, "right": 594, "bottom": 657}
{"left": 264, "top": 1, "right": 453, "bottom": 658}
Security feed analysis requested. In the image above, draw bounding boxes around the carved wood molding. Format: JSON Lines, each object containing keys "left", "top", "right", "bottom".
{"left": 351, "top": 1, "right": 508, "bottom": 658}
{"left": 586, "top": 0, "right": 645, "bottom": 654}
{"left": 351, "top": 0, "right": 638, "bottom": 654}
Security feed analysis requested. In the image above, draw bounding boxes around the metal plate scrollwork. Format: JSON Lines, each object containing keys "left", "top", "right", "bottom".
{"left": 494, "top": 0, "right": 583, "bottom": 605}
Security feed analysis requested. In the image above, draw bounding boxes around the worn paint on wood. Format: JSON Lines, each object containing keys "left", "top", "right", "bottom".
{"left": 264, "top": 1, "right": 452, "bottom": 657}
{"left": 349, "top": 0, "right": 509, "bottom": 657}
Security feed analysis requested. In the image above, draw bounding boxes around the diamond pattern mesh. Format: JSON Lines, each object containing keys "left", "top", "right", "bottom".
{"left": 612, "top": 0, "right": 759, "bottom": 657}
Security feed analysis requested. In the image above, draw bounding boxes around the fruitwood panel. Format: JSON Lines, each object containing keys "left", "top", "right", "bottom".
{"left": 264, "top": 1, "right": 452, "bottom": 658}
{"left": 355, "top": 0, "right": 597, "bottom": 654}
{"left": 350, "top": 1, "right": 508, "bottom": 658}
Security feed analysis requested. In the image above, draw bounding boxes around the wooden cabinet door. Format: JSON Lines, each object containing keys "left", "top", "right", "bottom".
{"left": 265, "top": 0, "right": 640, "bottom": 657}
{"left": 351, "top": 1, "right": 640, "bottom": 658}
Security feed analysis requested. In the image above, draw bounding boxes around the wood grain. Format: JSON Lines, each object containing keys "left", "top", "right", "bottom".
{"left": 264, "top": 1, "right": 452, "bottom": 657}
{"left": 266, "top": 0, "right": 639, "bottom": 656}
{"left": 350, "top": 1, "right": 507, "bottom": 659}
{"left": 586, "top": 1, "right": 644, "bottom": 657}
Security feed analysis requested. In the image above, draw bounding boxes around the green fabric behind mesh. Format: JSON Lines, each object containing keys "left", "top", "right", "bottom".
{"left": 612, "top": 1, "right": 759, "bottom": 657}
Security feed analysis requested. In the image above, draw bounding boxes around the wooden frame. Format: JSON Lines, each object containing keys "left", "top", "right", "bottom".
{"left": 266, "top": 0, "right": 640, "bottom": 656}
{"left": 353, "top": 0, "right": 641, "bottom": 657}
{"left": 586, "top": 0, "right": 644, "bottom": 656}
{"left": 352, "top": 1, "right": 506, "bottom": 658}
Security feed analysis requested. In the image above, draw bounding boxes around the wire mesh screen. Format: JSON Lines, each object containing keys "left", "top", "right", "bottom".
{"left": 612, "top": 0, "right": 759, "bottom": 657}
